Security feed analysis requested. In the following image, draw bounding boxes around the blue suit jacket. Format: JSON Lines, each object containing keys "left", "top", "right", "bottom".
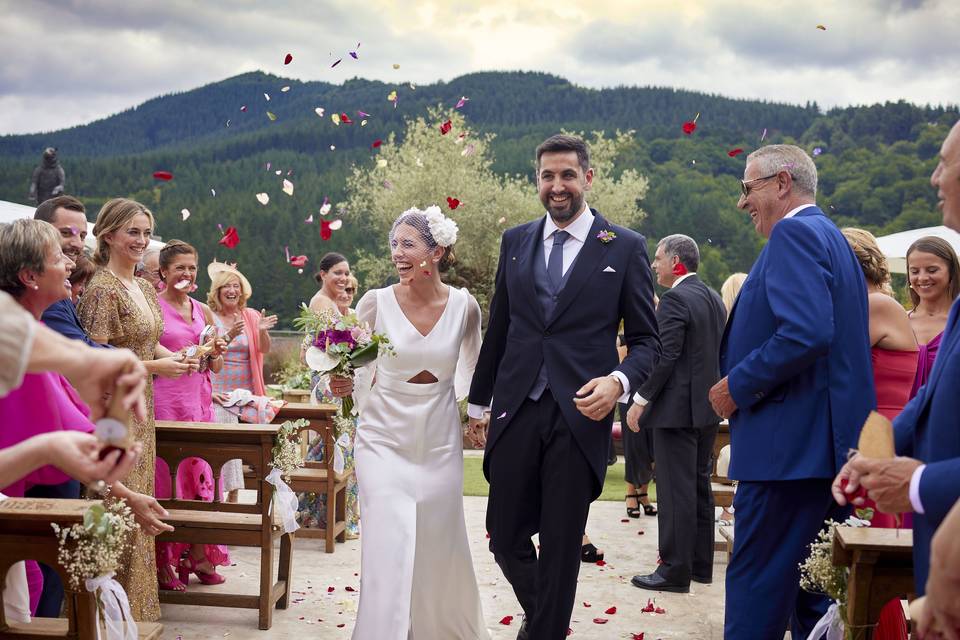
{"left": 893, "top": 298, "right": 960, "bottom": 593}
{"left": 41, "top": 299, "right": 111, "bottom": 349}
{"left": 720, "top": 206, "right": 875, "bottom": 481}
{"left": 469, "top": 210, "right": 660, "bottom": 486}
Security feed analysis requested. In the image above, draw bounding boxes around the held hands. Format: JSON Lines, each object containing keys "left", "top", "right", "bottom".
{"left": 625, "top": 401, "right": 646, "bottom": 432}
{"left": 329, "top": 374, "right": 354, "bottom": 398}
{"left": 708, "top": 377, "right": 737, "bottom": 420}
{"left": 466, "top": 416, "right": 489, "bottom": 448}
{"left": 574, "top": 375, "right": 622, "bottom": 422}
{"left": 831, "top": 454, "right": 920, "bottom": 513}
{"left": 47, "top": 432, "right": 141, "bottom": 486}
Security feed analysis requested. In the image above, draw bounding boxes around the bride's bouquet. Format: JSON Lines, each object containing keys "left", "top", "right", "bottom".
{"left": 294, "top": 304, "right": 392, "bottom": 417}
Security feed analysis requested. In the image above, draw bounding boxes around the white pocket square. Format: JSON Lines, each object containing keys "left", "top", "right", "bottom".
{"left": 603, "top": 266, "right": 616, "bottom": 273}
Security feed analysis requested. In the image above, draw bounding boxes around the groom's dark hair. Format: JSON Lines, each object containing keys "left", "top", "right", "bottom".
{"left": 536, "top": 135, "right": 590, "bottom": 174}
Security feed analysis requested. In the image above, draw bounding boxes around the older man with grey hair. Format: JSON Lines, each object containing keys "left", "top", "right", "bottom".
{"left": 711, "top": 144, "right": 875, "bottom": 638}
{"left": 626, "top": 233, "right": 727, "bottom": 594}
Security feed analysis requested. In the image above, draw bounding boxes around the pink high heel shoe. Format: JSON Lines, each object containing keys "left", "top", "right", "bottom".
{"left": 178, "top": 555, "right": 226, "bottom": 586}
{"left": 158, "top": 564, "right": 186, "bottom": 591}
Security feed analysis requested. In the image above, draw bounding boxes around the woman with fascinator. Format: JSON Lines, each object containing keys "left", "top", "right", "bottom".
{"left": 343, "top": 206, "right": 489, "bottom": 639}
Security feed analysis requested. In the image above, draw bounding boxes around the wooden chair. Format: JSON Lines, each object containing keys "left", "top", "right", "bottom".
{"left": 271, "top": 403, "right": 349, "bottom": 553}
{"left": 154, "top": 421, "right": 292, "bottom": 630}
{"left": 0, "top": 498, "right": 163, "bottom": 640}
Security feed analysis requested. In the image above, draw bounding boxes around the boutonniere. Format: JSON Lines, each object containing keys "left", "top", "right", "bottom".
{"left": 596, "top": 229, "right": 617, "bottom": 244}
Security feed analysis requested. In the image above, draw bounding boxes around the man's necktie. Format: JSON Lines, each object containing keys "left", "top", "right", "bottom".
{"left": 548, "top": 230, "right": 569, "bottom": 291}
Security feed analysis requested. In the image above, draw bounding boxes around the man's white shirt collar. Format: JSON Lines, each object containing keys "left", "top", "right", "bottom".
{"left": 672, "top": 272, "right": 697, "bottom": 288}
{"left": 783, "top": 204, "right": 813, "bottom": 220}
{"left": 543, "top": 203, "right": 593, "bottom": 242}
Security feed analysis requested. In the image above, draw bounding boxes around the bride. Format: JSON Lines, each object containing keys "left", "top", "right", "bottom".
{"left": 345, "top": 205, "right": 489, "bottom": 639}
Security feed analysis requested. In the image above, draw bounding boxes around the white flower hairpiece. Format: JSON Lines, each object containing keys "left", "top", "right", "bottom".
{"left": 404, "top": 204, "right": 458, "bottom": 247}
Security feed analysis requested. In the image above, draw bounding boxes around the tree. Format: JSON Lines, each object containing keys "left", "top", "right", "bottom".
{"left": 342, "top": 109, "right": 649, "bottom": 312}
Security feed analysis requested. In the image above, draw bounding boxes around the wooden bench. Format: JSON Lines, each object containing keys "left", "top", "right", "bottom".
{"left": 0, "top": 498, "right": 163, "bottom": 640}
{"left": 718, "top": 523, "right": 735, "bottom": 562}
{"left": 831, "top": 526, "right": 914, "bottom": 639}
{"left": 711, "top": 422, "right": 733, "bottom": 508}
{"left": 271, "top": 403, "right": 350, "bottom": 553}
{"left": 154, "top": 421, "right": 292, "bottom": 630}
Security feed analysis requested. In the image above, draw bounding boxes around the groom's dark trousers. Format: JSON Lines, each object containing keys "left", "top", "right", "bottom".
{"left": 486, "top": 392, "right": 595, "bottom": 640}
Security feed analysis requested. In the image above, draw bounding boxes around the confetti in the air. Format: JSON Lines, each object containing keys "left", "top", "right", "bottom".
{"left": 282, "top": 179, "right": 294, "bottom": 196}
{"left": 264, "top": 93, "right": 270, "bottom": 101}
{"left": 211, "top": 188, "right": 216, "bottom": 197}
{"left": 728, "top": 148, "right": 744, "bottom": 157}
{"left": 330, "top": 145, "right": 336, "bottom": 151}
{"left": 181, "top": 209, "right": 190, "bottom": 221}
{"left": 813, "top": 147, "right": 823, "bottom": 156}
{"left": 440, "top": 120, "right": 453, "bottom": 135}
{"left": 499, "top": 616, "right": 513, "bottom": 626}
{"left": 304, "top": 214, "right": 314, "bottom": 224}
{"left": 462, "top": 143, "right": 477, "bottom": 157}
{"left": 219, "top": 226, "right": 240, "bottom": 249}
{"left": 371, "top": 139, "right": 382, "bottom": 149}
{"left": 392, "top": 63, "right": 400, "bottom": 69}
{"left": 320, "top": 220, "right": 333, "bottom": 241}
{"left": 340, "top": 113, "right": 353, "bottom": 125}
{"left": 682, "top": 112, "right": 700, "bottom": 135}
{"left": 152, "top": 171, "right": 173, "bottom": 181}
{"left": 320, "top": 199, "right": 332, "bottom": 216}
{"left": 314, "top": 107, "right": 325, "bottom": 117}
{"left": 331, "top": 58, "right": 342, "bottom": 68}
{"left": 455, "top": 96, "right": 470, "bottom": 109}
{"left": 816, "top": 24, "right": 827, "bottom": 30}
{"left": 281, "top": 86, "right": 290, "bottom": 93}
{"left": 761, "top": 128, "right": 768, "bottom": 142}
{"left": 605, "top": 606, "right": 617, "bottom": 615}
{"left": 284, "top": 53, "right": 293, "bottom": 64}
{"left": 446, "top": 197, "right": 461, "bottom": 210}
{"left": 240, "top": 105, "right": 247, "bottom": 112}
{"left": 256, "top": 193, "right": 270, "bottom": 205}
{"left": 267, "top": 111, "right": 277, "bottom": 121}
{"left": 357, "top": 111, "right": 370, "bottom": 118}
{"left": 290, "top": 254, "right": 308, "bottom": 268}
{"left": 497, "top": 216, "right": 506, "bottom": 225}
{"left": 377, "top": 158, "right": 388, "bottom": 168}
{"left": 331, "top": 113, "right": 341, "bottom": 126}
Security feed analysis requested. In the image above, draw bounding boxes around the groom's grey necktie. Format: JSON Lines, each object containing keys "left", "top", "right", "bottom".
{"left": 547, "top": 230, "right": 569, "bottom": 292}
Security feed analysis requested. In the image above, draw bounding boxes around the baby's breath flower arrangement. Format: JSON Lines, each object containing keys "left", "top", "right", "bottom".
{"left": 272, "top": 418, "right": 307, "bottom": 481}
{"left": 50, "top": 500, "right": 138, "bottom": 591}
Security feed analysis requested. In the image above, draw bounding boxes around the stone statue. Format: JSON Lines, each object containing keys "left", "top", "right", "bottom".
{"left": 29, "top": 147, "right": 66, "bottom": 204}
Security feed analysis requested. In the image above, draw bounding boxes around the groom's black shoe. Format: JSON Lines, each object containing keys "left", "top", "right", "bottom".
{"left": 631, "top": 572, "right": 690, "bottom": 593}
{"left": 516, "top": 619, "right": 529, "bottom": 640}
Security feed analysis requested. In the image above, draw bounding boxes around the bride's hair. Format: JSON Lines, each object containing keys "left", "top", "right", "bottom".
{"left": 390, "top": 210, "right": 457, "bottom": 273}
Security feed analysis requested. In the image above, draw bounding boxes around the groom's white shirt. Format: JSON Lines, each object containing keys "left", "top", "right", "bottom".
{"left": 467, "top": 203, "right": 630, "bottom": 420}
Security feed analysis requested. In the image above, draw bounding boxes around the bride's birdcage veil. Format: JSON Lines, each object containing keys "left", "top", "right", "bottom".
{"left": 390, "top": 205, "right": 458, "bottom": 272}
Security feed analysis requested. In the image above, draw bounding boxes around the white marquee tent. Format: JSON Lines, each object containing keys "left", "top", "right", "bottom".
{"left": 875, "top": 225, "right": 960, "bottom": 274}
{"left": 0, "top": 199, "right": 164, "bottom": 252}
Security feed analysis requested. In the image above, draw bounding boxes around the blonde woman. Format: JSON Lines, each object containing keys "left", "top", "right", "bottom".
{"left": 720, "top": 272, "right": 747, "bottom": 315}
{"left": 77, "top": 198, "right": 196, "bottom": 620}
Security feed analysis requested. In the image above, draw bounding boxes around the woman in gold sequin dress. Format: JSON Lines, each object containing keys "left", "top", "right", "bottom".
{"left": 77, "top": 198, "right": 197, "bottom": 621}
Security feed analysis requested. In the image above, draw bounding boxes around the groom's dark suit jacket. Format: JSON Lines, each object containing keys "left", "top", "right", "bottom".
{"left": 470, "top": 210, "right": 660, "bottom": 486}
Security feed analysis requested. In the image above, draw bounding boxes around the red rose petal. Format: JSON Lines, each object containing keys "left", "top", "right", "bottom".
{"left": 583, "top": 602, "right": 591, "bottom": 607}
{"left": 592, "top": 618, "right": 608, "bottom": 624}
{"left": 344, "top": 586, "right": 356, "bottom": 592}
{"left": 336, "top": 624, "right": 345, "bottom": 628}
{"left": 439, "top": 119, "right": 452, "bottom": 135}
{"left": 621, "top": 518, "right": 629, "bottom": 523}
{"left": 290, "top": 255, "right": 308, "bottom": 268}
{"left": 605, "top": 606, "right": 617, "bottom": 615}
{"left": 655, "top": 606, "right": 666, "bottom": 614}
{"left": 284, "top": 53, "right": 293, "bottom": 65}
{"left": 320, "top": 220, "right": 333, "bottom": 241}
{"left": 371, "top": 139, "right": 382, "bottom": 149}
{"left": 567, "top": 629, "right": 573, "bottom": 636}
{"left": 240, "top": 105, "right": 247, "bottom": 112}
{"left": 340, "top": 113, "right": 353, "bottom": 124}
{"left": 728, "top": 148, "right": 744, "bottom": 157}
{"left": 446, "top": 197, "right": 460, "bottom": 210}
{"left": 638, "top": 530, "right": 645, "bottom": 535}
{"left": 641, "top": 598, "right": 655, "bottom": 613}
{"left": 218, "top": 226, "right": 240, "bottom": 249}
{"left": 327, "top": 586, "right": 335, "bottom": 593}
{"left": 499, "top": 615, "right": 513, "bottom": 625}
{"left": 595, "top": 560, "right": 606, "bottom": 567}
{"left": 682, "top": 121, "right": 697, "bottom": 135}
{"left": 632, "top": 634, "right": 645, "bottom": 640}
{"left": 152, "top": 170, "right": 173, "bottom": 181}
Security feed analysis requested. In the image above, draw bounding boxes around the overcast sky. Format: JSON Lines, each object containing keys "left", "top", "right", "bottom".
{"left": 1, "top": 0, "right": 958, "bottom": 135}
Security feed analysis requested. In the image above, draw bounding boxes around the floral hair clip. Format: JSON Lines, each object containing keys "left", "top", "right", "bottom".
{"left": 596, "top": 230, "right": 617, "bottom": 244}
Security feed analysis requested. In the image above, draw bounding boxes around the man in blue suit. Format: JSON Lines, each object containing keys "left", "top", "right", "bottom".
{"left": 835, "top": 120, "right": 960, "bottom": 598}
{"left": 709, "top": 144, "right": 876, "bottom": 639}
{"left": 468, "top": 134, "right": 660, "bottom": 639}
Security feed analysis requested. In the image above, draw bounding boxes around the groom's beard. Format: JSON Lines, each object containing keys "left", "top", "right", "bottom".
{"left": 542, "top": 192, "right": 584, "bottom": 225}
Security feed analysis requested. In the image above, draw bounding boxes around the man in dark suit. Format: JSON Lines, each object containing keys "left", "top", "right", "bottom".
{"left": 625, "top": 234, "right": 727, "bottom": 594}
{"left": 467, "top": 134, "right": 660, "bottom": 639}
{"left": 835, "top": 120, "right": 960, "bottom": 599}
{"left": 709, "top": 144, "right": 875, "bottom": 639}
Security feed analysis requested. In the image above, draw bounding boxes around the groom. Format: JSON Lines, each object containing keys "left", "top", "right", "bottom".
{"left": 468, "top": 134, "right": 660, "bottom": 639}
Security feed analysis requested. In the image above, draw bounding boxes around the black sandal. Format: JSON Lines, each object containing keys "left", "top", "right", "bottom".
{"left": 638, "top": 492, "right": 657, "bottom": 516}
{"left": 581, "top": 543, "right": 604, "bottom": 563}
{"left": 625, "top": 493, "right": 641, "bottom": 518}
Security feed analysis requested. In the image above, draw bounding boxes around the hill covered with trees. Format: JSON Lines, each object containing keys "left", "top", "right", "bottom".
{"left": 0, "top": 70, "right": 955, "bottom": 323}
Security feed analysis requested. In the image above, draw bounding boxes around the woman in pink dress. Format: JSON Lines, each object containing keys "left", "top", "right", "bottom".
{"left": 906, "top": 236, "right": 960, "bottom": 394}
{"left": 0, "top": 219, "right": 170, "bottom": 615}
{"left": 152, "top": 240, "right": 231, "bottom": 591}
{"left": 845, "top": 229, "right": 920, "bottom": 639}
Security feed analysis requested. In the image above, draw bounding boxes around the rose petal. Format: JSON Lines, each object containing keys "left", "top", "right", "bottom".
{"left": 240, "top": 105, "right": 247, "bottom": 112}
{"left": 583, "top": 602, "right": 591, "bottom": 607}
{"left": 621, "top": 518, "right": 629, "bottom": 523}
{"left": 632, "top": 634, "right": 645, "bottom": 639}
{"left": 344, "top": 586, "right": 355, "bottom": 592}
{"left": 439, "top": 119, "right": 452, "bottom": 135}
{"left": 595, "top": 560, "right": 606, "bottom": 566}
{"left": 455, "top": 96, "right": 469, "bottom": 109}
{"left": 181, "top": 208, "right": 190, "bottom": 221}
{"left": 315, "top": 107, "right": 325, "bottom": 117}
{"left": 290, "top": 255, "right": 308, "bottom": 268}
{"left": 499, "top": 616, "right": 513, "bottom": 626}
{"left": 153, "top": 171, "right": 173, "bottom": 181}
{"left": 256, "top": 193, "right": 270, "bottom": 205}
{"left": 320, "top": 220, "right": 333, "bottom": 241}
{"left": 682, "top": 121, "right": 697, "bottom": 135}
{"left": 372, "top": 139, "right": 382, "bottom": 149}
{"left": 331, "top": 58, "right": 341, "bottom": 68}
{"left": 284, "top": 53, "right": 293, "bottom": 64}
{"left": 264, "top": 93, "right": 270, "bottom": 101}
{"left": 340, "top": 113, "right": 353, "bottom": 125}
{"left": 446, "top": 197, "right": 460, "bottom": 210}
{"left": 267, "top": 111, "right": 277, "bottom": 121}
{"left": 592, "top": 618, "right": 608, "bottom": 624}
{"left": 282, "top": 179, "right": 294, "bottom": 196}
{"left": 219, "top": 226, "right": 240, "bottom": 249}
{"left": 605, "top": 606, "right": 617, "bottom": 615}
{"left": 328, "top": 219, "right": 342, "bottom": 231}
{"left": 281, "top": 86, "right": 290, "bottom": 93}
{"left": 728, "top": 148, "right": 744, "bottom": 157}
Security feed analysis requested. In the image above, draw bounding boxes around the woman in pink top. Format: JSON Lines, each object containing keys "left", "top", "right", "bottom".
{"left": 152, "top": 240, "right": 231, "bottom": 591}
{"left": 0, "top": 219, "right": 169, "bottom": 615}
{"left": 906, "top": 236, "right": 960, "bottom": 395}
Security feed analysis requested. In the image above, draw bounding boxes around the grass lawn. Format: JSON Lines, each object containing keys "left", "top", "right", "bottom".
{"left": 463, "top": 457, "right": 656, "bottom": 503}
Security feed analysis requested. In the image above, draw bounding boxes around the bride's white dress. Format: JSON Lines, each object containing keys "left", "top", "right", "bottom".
{"left": 352, "top": 285, "right": 489, "bottom": 640}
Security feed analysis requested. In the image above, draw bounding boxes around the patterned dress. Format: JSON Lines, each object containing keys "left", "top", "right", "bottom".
{"left": 77, "top": 269, "right": 163, "bottom": 622}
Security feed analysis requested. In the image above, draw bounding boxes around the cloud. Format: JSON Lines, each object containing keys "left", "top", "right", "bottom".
{"left": 0, "top": 0, "right": 957, "bottom": 134}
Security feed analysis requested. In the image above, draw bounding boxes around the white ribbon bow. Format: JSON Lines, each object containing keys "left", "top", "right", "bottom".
{"left": 84, "top": 572, "right": 137, "bottom": 640}
{"left": 265, "top": 468, "right": 300, "bottom": 534}
{"left": 806, "top": 603, "right": 845, "bottom": 640}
